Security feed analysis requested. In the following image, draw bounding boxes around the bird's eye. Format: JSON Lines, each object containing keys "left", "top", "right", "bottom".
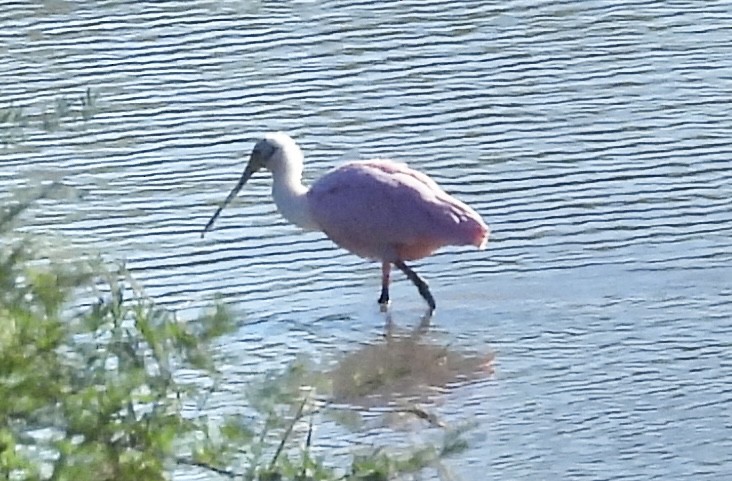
{"left": 257, "top": 142, "right": 276, "bottom": 160}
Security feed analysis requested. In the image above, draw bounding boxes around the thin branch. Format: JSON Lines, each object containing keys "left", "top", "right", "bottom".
{"left": 300, "top": 414, "right": 315, "bottom": 479}
{"left": 175, "top": 456, "right": 238, "bottom": 478}
{"left": 269, "top": 393, "right": 310, "bottom": 470}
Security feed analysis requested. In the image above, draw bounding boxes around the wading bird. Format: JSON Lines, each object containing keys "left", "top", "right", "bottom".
{"left": 202, "top": 132, "right": 488, "bottom": 313}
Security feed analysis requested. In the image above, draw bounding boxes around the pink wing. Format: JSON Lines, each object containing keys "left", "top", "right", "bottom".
{"left": 307, "top": 160, "right": 488, "bottom": 262}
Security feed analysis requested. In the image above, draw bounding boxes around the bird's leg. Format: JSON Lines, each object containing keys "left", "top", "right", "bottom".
{"left": 378, "top": 261, "right": 391, "bottom": 309}
{"left": 394, "top": 260, "right": 436, "bottom": 312}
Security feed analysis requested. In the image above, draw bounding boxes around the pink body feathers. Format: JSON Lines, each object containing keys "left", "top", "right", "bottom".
{"left": 308, "top": 160, "right": 488, "bottom": 263}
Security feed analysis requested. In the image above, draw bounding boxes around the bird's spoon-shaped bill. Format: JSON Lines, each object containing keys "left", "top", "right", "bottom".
{"left": 201, "top": 165, "right": 255, "bottom": 238}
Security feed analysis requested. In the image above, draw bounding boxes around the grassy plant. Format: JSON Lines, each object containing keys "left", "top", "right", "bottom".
{"left": 0, "top": 104, "right": 27, "bottom": 144}
{"left": 2, "top": 87, "right": 99, "bottom": 141}
{"left": 2, "top": 190, "right": 227, "bottom": 480}
{"left": 0, "top": 104, "right": 25, "bottom": 125}
{"left": 80, "top": 87, "right": 99, "bottom": 121}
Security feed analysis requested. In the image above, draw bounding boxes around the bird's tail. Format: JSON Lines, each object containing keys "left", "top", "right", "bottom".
{"left": 473, "top": 223, "right": 489, "bottom": 250}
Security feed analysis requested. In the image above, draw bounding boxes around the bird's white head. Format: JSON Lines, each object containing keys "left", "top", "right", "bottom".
{"left": 249, "top": 132, "right": 304, "bottom": 177}
{"left": 201, "top": 132, "right": 307, "bottom": 237}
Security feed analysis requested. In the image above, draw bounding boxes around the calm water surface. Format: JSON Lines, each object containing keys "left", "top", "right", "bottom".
{"left": 2, "top": 1, "right": 731, "bottom": 479}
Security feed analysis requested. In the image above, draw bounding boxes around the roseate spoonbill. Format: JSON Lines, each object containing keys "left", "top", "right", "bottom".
{"left": 201, "top": 132, "right": 488, "bottom": 312}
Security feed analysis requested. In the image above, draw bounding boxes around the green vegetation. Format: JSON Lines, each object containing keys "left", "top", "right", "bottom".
{"left": 1, "top": 87, "right": 98, "bottom": 143}
{"left": 1, "top": 191, "right": 475, "bottom": 481}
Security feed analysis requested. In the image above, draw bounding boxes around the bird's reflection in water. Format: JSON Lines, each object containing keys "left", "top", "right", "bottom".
{"left": 328, "top": 313, "right": 494, "bottom": 408}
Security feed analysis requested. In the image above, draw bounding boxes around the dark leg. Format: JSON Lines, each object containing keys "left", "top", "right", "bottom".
{"left": 394, "top": 260, "right": 436, "bottom": 312}
{"left": 378, "top": 261, "right": 391, "bottom": 306}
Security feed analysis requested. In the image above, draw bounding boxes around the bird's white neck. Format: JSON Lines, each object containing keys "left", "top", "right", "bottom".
{"left": 270, "top": 163, "right": 318, "bottom": 232}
